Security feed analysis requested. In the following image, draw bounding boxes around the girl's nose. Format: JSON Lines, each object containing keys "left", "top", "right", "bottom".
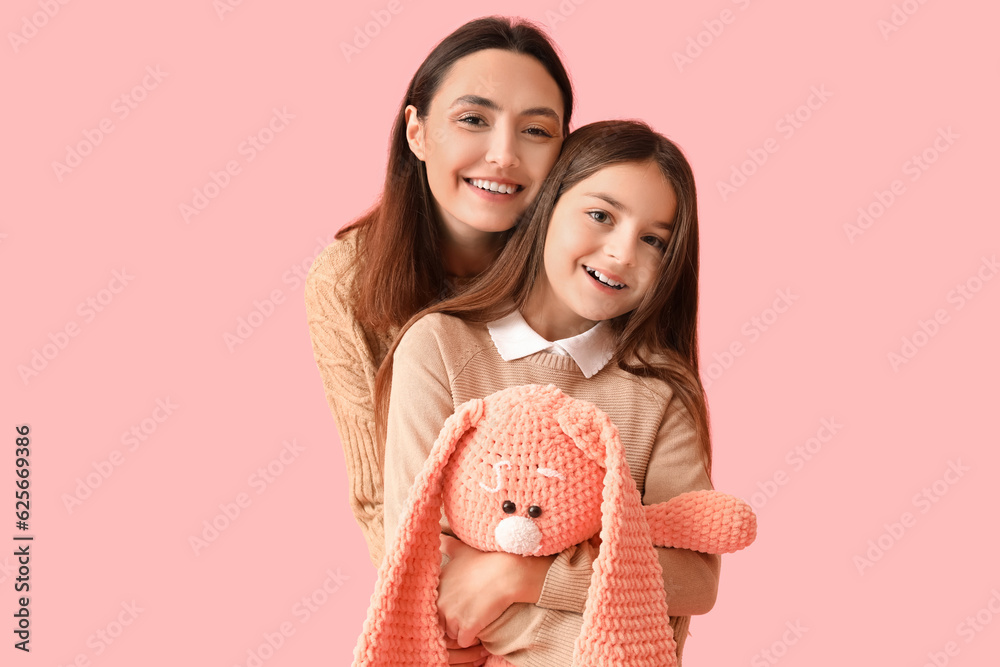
{"left": 605, "top": 229, "right": 637, "bottom": 267}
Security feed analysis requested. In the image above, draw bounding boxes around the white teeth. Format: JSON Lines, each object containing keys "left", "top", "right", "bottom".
{"left": 586, "top": 267, "right": 625, "bottom": 289}
{"left": 471, "top": 179, "right": 517, "bottom": 194}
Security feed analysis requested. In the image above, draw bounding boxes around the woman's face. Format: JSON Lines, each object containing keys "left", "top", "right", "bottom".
{"left": 405, "top": 49, "right": 565, "bottom": 241}
{"left": 530, "top": 160, "right": 677, "bottom": 339}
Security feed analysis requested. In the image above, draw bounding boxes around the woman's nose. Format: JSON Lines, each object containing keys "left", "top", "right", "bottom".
{"left": 485, "top": 127, "right": 520, "bottom": 169}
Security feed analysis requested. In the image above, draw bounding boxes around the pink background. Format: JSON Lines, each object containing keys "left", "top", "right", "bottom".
{"left": 4, "top": 0, "right": 998, "bottom": 665}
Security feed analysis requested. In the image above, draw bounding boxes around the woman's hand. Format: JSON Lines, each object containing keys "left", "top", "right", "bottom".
{"left": 437, "top": 534, "right": 555, "bottom": 649}
{"left": 446, "top": 635, "right": 489, "bottom": 667}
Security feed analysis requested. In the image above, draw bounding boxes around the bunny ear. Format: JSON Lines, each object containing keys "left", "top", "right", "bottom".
{"left": 353, "top": 398, "right": 485, "bottom": 667}
{"left": 560, "top": 402, "right": 678, "bottom": 667}
{"left": 554, "top": 395, "right": 616, "bottom": 468}
{"left": 645, "top": 490, "right": 758, "bottom": 554}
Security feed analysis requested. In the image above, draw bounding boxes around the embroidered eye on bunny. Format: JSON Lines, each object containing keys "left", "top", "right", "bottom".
{"left": 354, "top": 384, "right": 757, "bottom": 667}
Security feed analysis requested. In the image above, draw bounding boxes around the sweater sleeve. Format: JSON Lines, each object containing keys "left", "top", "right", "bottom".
{"left": 304, "top": 240, "right": 386, "bottom": 567}
{"left": 382, "top": 316, "right": 457, "bottom": 547}
{"left": 534, "top": 386, "right": 721, "bottom": 613}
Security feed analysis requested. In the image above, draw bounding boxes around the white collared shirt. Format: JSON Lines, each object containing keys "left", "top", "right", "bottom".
{"left": 486, "top": 311, "right": 615, "bottom": 379}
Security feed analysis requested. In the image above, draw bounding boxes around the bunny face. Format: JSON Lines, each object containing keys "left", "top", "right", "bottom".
{"left": 440, "top": 400, "right": 606, "bottom": 556}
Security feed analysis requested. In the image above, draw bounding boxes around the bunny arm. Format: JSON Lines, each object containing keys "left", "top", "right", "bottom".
{"left": 645, "top": 490, "right": 757, "bottom": 554}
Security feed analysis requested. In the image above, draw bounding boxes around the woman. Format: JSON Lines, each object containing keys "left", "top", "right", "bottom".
{"left": 305, "top": 16, "right": 574, "bottom": 569}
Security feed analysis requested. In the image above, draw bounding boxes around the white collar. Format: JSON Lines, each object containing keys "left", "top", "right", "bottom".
{"left": 486, "top": 311, "right": 615, "bottom": 379}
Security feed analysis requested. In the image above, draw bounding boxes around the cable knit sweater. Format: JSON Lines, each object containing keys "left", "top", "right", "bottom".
{"left": 305, "top": 229, "right": 397, "bottom": 567}
{"left": 383, "top": 313, "right": 720, "bottom": 667}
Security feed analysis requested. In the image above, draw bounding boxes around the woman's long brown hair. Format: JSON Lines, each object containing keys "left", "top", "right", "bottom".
{"left": 376, "top": 120, "right": 713, "bottom": 475}
{"left": 340, "top": 16, "right": 574, "bottom": 332}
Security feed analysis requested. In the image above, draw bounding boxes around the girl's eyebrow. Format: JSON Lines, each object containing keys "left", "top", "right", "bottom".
{"left": 585, "top": 192, "right": 629, "bottom": 213}
{"left": 585, "top": 192, "right": 675, "bottom": 229}
{"left": 449, "top": 94, "right": 561, "bottom": 123}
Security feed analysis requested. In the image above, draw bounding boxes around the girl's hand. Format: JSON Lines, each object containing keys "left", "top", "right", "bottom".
{"left": 437, "top": 534, "right": 555, "bottom": 649}
{"left": 445, "top": 635, "right": 489, "bottom": 667}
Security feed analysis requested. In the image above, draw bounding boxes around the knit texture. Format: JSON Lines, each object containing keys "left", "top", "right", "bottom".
{"left": 305, "top": 230, "right": 396, "bottom": 567}
{"left": 357, "top": 385, "right": 756, "bottom": 667}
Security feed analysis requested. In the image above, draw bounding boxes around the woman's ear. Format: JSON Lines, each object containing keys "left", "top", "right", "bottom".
{"left": 404, "top": 104, "right": 426, "bottom": 161}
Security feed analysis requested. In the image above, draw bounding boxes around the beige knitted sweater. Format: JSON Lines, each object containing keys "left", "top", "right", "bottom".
{"left": 383, "top": 312, "right": 721, "bottom": 667}
{"left": 305, "top": 230, "right": 397, "bottom": 567}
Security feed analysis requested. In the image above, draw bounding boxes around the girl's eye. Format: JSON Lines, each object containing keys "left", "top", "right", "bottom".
{"left": 643, "top": 235, "right": 667, "bottom": 251}
{"left": 587, "top": 210, "right": 610, "bottom": 224}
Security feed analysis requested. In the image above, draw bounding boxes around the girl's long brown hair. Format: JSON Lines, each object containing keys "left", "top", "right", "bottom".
{"left": 341, "top": 16, "right": 574, "bottom": 332}
{"left": 376, "top": 120, "right": 713, "bottom": 475}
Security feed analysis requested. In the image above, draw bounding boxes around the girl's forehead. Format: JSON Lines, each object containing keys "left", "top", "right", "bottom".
{"left": 561, "top": 162, "right": 676, "bottom": 219}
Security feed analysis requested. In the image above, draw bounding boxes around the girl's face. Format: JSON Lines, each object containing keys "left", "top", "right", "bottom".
{"left": 530, "top": 161, "right": 677, "bottom": 339}
{"left": 405, "top": 49, "right": 564, "bottom": 241}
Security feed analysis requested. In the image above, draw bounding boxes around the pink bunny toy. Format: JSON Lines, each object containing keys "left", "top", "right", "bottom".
{"left": 354, "top": 384, "right": 756, "bottom": 667}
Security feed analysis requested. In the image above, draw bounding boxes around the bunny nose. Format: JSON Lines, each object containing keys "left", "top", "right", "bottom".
{"left": 495, "top": 516, "right": 542, "bottom": 555}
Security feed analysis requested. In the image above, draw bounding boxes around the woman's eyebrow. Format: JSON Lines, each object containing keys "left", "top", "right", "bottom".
{"left": 449, "top": 95, "right": 560, "bottom": 123}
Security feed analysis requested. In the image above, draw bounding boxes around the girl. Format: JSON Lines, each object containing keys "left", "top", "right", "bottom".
{"left": 378, "top": 121, "right": 717, "bottom": 667}
{"left": 305, "top": 17, "right": 573, "bottom": 568}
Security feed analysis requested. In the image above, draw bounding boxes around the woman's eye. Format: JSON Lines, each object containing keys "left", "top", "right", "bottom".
{"left": 525, "top": 126, "right": 554, "bottom": 138}
{"left": 588, "top": 210, "right": 610, "bottom": 224}
{"left": 458, "top": 115, "right": 486, "bottom": 127}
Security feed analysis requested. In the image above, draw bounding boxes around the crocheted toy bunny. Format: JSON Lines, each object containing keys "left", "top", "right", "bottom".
{"left": 354, "top": 384, "right": 756, "bottom": 667}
